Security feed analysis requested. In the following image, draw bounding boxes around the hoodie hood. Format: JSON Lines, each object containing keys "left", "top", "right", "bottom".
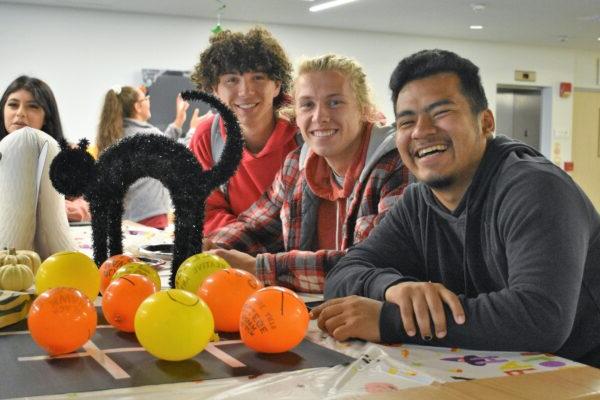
{"left": 419, "top": 134, "right": 543, "bottom": 296}
{"left": 123, "top": 118, "right": 153, "bottom": 130}
{"left": 122, "top": 118, "right": 162, "bottom": 138}
{"left": 420, "top": 135, "right": 543, "bottom": 216}
{"left": 301, "top": 123, "right": 397, "bottom": 201}
{"left": 299, "top": 124, "right": 397, "bottom": 177}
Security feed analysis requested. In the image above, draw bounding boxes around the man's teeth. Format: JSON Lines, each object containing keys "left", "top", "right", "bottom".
{"left": 237, "top": 103, "right": 257, "bottom": 109}
{"left": 312, "top": 130, "right": 336, "bottom": 137}
{"left": 417, "top": 144, "right": 448, "bottom": 158}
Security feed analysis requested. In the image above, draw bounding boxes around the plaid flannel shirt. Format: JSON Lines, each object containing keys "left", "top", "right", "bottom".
{"left": 209, "top": 144, "right": 409, "bottom": 293}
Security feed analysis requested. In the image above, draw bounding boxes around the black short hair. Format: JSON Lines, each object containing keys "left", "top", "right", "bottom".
{"left": 0, "top": 75, "right": 64, "bottom": 141}
{"left": 191, "top": 26, "right": 292, "bottom": 111}
{"left": 389, "top": 49, "right": 488, "bottom": 115}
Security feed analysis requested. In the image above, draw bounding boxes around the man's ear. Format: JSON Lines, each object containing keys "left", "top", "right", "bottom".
{"left": 480, "top": 109, "right": 495, "bottom": 137}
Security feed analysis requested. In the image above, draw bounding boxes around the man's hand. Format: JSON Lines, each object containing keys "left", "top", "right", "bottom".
{"left": 205, "top": 248, "right": 257, "bottom": 275}
{"left": 202, "top": 238, "right": 219, "bottom": 251}
{"left": 385, "top": 282, "right": 465, "bottom": 340}
{"left": 310, "top": 296, "right": 383, "bottom": 342}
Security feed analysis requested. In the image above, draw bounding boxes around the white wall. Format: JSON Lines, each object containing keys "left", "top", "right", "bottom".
{"left": 1, "top": 2, "right": 594, "bottom": 164}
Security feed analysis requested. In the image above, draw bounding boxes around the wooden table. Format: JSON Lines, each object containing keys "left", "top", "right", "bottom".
{"left": 366, "top": 365, "right": 600, "bottom": 400}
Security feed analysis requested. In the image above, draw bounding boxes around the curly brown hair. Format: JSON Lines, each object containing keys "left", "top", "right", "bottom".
{"left": 191, "top": 26, "right": 292, "bottom": 110}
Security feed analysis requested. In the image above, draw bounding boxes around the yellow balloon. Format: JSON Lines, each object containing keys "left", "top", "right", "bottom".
{"left": 112, "top": 262, "right": 161, "bottom": 291}
{"left": 35, "top": 251, "right": 100, "bottom": 301}
{"left": 134, "top": 289, "right": 214, "bottom": 361}
{"left": 175, "top": 253, "right": 229, "bottom": 293}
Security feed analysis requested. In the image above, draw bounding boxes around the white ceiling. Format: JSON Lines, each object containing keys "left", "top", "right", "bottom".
{"left": 3, "top": 0, "right": 600, "bottom": 51}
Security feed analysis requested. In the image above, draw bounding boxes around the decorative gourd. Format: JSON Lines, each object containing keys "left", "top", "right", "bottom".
{"left": 0, "top": 263, "right": 34, "bottom": 291}
{"left": 0, "top": 248, "right": 41, "bottom": 274}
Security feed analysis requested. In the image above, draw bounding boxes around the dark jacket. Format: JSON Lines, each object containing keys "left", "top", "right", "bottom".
{"left": 325, "top": 135, "right": 600, "bottom": 366}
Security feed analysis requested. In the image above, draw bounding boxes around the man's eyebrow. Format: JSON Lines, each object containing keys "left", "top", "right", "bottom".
{"left": 395, "top": 99, "right": 455, "bottom": 120}
{"left": 395, "top": 109, "right": 415, "bottom": 120}
{"left": 298, "top": 93, "right": 344, "bottom": 100}
{"left": 425, "top": 99, "right": 454, "bottom": 112}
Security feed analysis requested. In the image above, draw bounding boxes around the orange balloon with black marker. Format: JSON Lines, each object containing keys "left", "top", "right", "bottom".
{"left": 239, "top": 286, "right": 309, "bottom": 353}
{"left": 198, "top": 268, "right": 263, "bottom": 332}
{"left": 28, "top": 287, "right": 97, "bottom": 355}
{"left": 102, "top": 274, "right": 156, "bottom": 332}
{"left": 98, "top": 254, "right": 138, "bottom": 294}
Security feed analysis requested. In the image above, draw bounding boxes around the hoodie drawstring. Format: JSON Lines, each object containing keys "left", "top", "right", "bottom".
{"left": 424, "top": 207, "right": 431, "bottom": 281}
{"left": 335, "top": 201, "right": 340, "bottom": 251}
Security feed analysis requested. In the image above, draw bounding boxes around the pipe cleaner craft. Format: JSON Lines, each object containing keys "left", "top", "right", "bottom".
{"left": 49, "top": 91, "right": 243, "bottom": 287}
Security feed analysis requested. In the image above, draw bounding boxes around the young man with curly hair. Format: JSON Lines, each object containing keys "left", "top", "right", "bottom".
{"left": 189, "top": 27, "right": 299, "bottom": 234}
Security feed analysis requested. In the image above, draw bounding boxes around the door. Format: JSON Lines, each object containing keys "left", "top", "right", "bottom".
{"left": 496, "top": 88, "right": 542, "bottom": 150}
{"left": 572, "top": 90, "right": 600, "bottom": 211}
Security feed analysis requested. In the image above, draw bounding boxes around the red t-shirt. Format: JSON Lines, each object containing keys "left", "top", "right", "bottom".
{"left": 304, "top": 124, "right": 372, "bottom": 250}
{"left": 189, "top": 114, "right": 298, "bottom": 234}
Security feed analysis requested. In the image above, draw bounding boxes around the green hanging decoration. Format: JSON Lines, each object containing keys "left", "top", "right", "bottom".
{"left": 211, "top": 0, "right": 226, "bottom": 34}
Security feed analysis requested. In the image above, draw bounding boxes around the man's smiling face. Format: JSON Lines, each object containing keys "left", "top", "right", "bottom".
{"left": 394, "top": 73, "right": 493, "bottom": 206}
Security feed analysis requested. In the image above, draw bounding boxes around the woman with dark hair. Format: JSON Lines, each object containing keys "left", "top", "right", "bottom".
{"left": 1, "top": 75, "right": 90, "bottom": 222}
{"left": 0, "top": 76, "right": 77, "bottom": 258}
{"left": 96, "top": 85, "right": 194, "bottom": 229}
{"left": 0, "top": 75, "right": 64, "bottom": 141}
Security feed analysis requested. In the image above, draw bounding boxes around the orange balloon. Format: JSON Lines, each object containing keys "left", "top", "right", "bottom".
{"left": 198, "top": 268, "right": 263, "bottom": 332}
{"left": 239, "top": 286, "right": 309, "bottom": 353}
{"left": 102, "top": 274, "right": 157, "bottom": 332}
{"left": 28, "top": 287, "right": 97, "bottom": 355}
{"left": 98, "top": 254, "right": 138, "bottom": 294}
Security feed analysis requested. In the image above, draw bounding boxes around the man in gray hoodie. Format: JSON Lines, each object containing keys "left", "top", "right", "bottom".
{"left": 311, "top": 49, "right": 600, "bottom": 366}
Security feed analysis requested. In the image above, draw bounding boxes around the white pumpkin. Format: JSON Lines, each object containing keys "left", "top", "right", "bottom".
{"left": 0, "top": 263, "right": 34, "bottom": 291}
{"left": 0, "top": 248, "right": 41, "bottom": 274}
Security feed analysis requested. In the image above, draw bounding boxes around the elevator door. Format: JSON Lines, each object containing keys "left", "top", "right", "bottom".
{"left": 496, "top": 88, "right": 542, "bottom": 150}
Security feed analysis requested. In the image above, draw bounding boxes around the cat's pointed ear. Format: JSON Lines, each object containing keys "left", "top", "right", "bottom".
{"left": 58, "top": 138, "right": 70, "bottom": 151}
{"left": 78, "top": 138, "right": 90, "bottom": 152}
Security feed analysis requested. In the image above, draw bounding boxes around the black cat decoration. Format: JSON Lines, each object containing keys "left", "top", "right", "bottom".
{"left": 49, "top": 91, "right": 243, "bottom": 287}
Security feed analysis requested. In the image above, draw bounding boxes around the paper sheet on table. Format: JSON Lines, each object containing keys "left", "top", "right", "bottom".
{"left": 305, "top": 328, "right": 581, "bottom": 382}
{"left": 206, "top": 345, "right": 436, "bottom": 400}
{"left": 70, "top": 221, "right": 173, "bottom": 259}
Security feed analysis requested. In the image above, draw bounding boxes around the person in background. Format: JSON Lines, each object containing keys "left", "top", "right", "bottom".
{"left": 1, "top": 76, "right": 64, "bottom": 142}
{"left": 0, "top": 75, "right": 90, "bottom": 222}
{"left": 189, "top": 26, "right": 299, "bottom": 235}
{"left": 203, "top": 54, "right": 409, "bottom": 293}
{"left": 312, "top": 49, "right": 600, "bottom": 367}
{"left": 96, "top": 85, "right": 196, "bottom": 229}
{"left": 0, "top": 76, "right": 77, "bottom": 257}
